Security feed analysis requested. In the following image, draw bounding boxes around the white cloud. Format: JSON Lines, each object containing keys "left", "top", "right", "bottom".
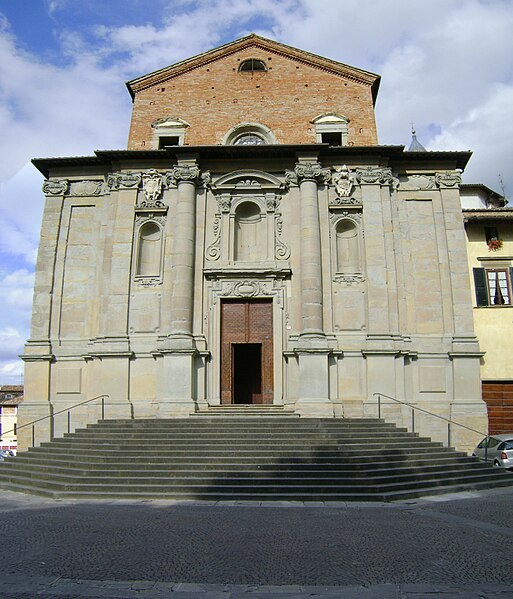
{"left": 0, "top": 327, "right": 25, "bottom": 361}
{"left": 2, "top": 269, "right": 35, "bottom": 311}
{"left": 0, "top": 360, "right": 24, "bottom": 385}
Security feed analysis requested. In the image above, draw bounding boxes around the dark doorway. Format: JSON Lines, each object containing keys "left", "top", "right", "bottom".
{"left": 220, "top": 299, "right": 273, "bottom": 405}
{"left": 233, "top": 343, "right": 262, "bottom": 404}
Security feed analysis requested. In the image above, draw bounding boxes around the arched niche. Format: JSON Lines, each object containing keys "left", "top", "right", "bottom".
{"left": 234, "top": 201, "right": 263, "bottom": 261}
{"left": 335, "top": 219, "right": 360, "bottom": 273}
{"left": 136, "top": 221, "right": 163, "bottom": 277}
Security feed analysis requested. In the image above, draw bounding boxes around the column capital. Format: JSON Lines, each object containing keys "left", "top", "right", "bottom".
{"left": 168, "top": 164, "right": 201, "bottom": 186}
{"left": 285, "top": 162, "right": 331, "bottom": 186}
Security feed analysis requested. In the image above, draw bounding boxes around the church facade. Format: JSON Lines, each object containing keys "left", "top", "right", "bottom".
{"left": 21, "top": 35, "right": 485, "bottom": 451}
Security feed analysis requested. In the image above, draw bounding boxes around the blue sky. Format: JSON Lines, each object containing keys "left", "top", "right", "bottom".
{"left": 0, "top": 0, "right": 513, "bottom": 384}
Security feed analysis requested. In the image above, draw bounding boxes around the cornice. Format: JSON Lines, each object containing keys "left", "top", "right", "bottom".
{"left": 32, "top": 145, "right": 472, "bottom": 178}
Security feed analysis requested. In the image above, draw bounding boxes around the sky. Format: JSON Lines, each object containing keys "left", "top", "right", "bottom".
{"left": 0, "top": 0, "right": 512, "bottom": 384}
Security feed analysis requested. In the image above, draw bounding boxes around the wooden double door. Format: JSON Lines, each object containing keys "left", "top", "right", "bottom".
{"left": 220, "top": 299, "right": 273, "bottom": 404}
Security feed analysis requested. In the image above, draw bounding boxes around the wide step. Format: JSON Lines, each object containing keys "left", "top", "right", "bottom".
{"left": 1, "top": 416, "right": 512, "bottom": 501}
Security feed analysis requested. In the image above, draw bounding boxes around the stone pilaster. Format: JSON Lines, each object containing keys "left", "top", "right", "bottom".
{"left": 286, "top": 157, "right": 334, "bottom": 416}
{"left": 19, "top": 179, "right": 68, "bottom": 449}
{"left": 168, "top": 160, "right": 201, "bottom": 338}
{"left": 288, "top": 159, "right": 331, "bottom": 336}
{"left": 157, "top": 157, "right": 202, "bottom": 416}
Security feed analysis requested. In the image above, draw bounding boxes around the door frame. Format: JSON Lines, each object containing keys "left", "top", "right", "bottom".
{"left": 220, "top": 298, "right": 273, "bottom": 405}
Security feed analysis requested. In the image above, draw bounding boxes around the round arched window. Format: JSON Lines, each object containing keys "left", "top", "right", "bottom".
{"left": 223, "top": 123, "right": 275, "bottom": 146}
{"left": 238, "top": 59, "right": 267, "bottom": 72}
{"left": 233, "top": 133, "right": 266, "bottom": 146}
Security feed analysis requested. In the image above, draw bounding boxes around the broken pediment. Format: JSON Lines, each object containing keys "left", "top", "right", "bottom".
{"left": 212, "top": 170, "right": 284, "bottom": 192}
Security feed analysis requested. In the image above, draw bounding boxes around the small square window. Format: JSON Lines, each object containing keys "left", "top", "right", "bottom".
{"left": 321, "top": 132, "right": 343, "bottom": 145}
{"left": 485, "top": 226, "right": 499, "bottom": 243}
{"left": 158, "top": 136, "right": 180, "bottom": 149}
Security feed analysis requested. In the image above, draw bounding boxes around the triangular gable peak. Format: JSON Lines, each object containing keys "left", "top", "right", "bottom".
{"left": 127, "top": 34, "right": 380, "bottom": 102}
{"left": 126, "top": 34, "right": 381, "bottom": 148}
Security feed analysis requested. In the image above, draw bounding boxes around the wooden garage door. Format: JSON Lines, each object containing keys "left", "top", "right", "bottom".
{"left": 482, "top": 381, "right": 513, "bottom": 434}
{"left": 221, "top": 299, "right": 273, "bottom": 405}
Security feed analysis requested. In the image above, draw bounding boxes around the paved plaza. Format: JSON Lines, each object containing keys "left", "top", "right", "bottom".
{"left": 0, "top": 487, "right": 512, "bottom": 598}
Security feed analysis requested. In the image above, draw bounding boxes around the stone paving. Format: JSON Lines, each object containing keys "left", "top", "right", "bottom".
{"left": 0, "top": 487, "right": 512, "bottom": 598}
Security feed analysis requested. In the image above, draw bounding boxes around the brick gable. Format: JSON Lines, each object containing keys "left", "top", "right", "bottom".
{"left": 127, "top": 35, "right": 379, "bottom": 148}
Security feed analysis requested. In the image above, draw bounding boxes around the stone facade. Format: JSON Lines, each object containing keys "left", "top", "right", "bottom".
{"left": 21, "top": 35, "right": 487, "bottom": 452}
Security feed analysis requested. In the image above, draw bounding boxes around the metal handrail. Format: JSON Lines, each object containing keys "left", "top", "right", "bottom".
{"left": 373, "top": 392, "right": 492, "bottom": 462}
{"left": 0, "top": 394, "right": 109, "bottom": 447}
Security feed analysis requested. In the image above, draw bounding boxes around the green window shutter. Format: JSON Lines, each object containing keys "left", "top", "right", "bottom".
{"left": 473, "top": 268, "right": 488, "bottom": 306}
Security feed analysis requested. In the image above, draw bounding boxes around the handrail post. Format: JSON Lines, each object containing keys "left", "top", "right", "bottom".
{"left": 377, "top": 394, "right": 381, "bottom": 419}
{"left": 32, "top": 425, "right": 35, "bottom": 447}
{"left": 447, "top": 422, "right": 451, "bottom": 448}
{"left": 102, "top": 395, "right": 105, "bottom": 420}
{"left": 411, "top": 408, "right": 415, "bottom": 433}
{"left": 485, "top": 436, "right": 489, "bottom": 463}
{"left": 67, "top": 410, "right": 71, "bottom": 434}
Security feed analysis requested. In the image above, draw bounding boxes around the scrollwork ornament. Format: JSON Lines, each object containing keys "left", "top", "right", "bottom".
{"left": 135, "top": 277, "right": 162, "bottom": 287}
{"left": 217, "top": 281, "right": 267, "bottom": 298}
{"left": 217, "top": 195, "right": 231, "bottom": 213}
{"left": 235, "top": 179, "right": 260, "bottom": 188}
{"left": 120, "top": 172, "right": 142, "bottom": 188}
{"left": 329, "top": 195, "right": 362, "bottom": 206}
{"left": 333, "top": 273, "right": 365, "bottom": 285}
{"left": 43, "top": 179, "right": 69, "bottom": 195}
{"left": 266, "top": 195, "right": 277, "bottom": 212}
{"left": 284, "top": 169, "right": 298, "bottom": 187}
{"left": 201, "top": 171, "right": 212, "bottom": 188}
{"left": 69, "top": 180, "right": 103, "bottom": 196}
{"left": 107, "top": 172, "right": 141, "bottom": 190}
{"left": 435, "top": 172, "right": 462, "bottom": 188}
{"left": 275, "top": 216, "right": 290, "bottom": 260}
{"left": 356, "top": 167, "right": 394, "bottom": 186}
{"left": 205, "top": 215, "right": 221, "bottom": 261}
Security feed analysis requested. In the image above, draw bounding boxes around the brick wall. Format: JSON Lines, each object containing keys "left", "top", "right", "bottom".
{"left": 127, "top": 48, "right": 378, "bottom": 148}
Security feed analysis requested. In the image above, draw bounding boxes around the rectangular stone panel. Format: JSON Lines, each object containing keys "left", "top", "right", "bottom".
{"left": 60, "top": 206, "right": 95, "bottom": 338}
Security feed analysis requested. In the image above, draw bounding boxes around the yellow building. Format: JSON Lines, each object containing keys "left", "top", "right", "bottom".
{"left": 0, "top": 385, "right": 23, "bottom": 454}
{"left": 462, "top": 184, "right": 513, "bottom": 434}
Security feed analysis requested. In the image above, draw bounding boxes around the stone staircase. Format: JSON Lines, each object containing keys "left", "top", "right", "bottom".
{"left": 1, "top": 415, "right": 512, "bottom": 501}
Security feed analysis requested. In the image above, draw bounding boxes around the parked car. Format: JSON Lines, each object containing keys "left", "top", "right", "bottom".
{"left": 472, "top": 434, "right": 513, "bottom": 470}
